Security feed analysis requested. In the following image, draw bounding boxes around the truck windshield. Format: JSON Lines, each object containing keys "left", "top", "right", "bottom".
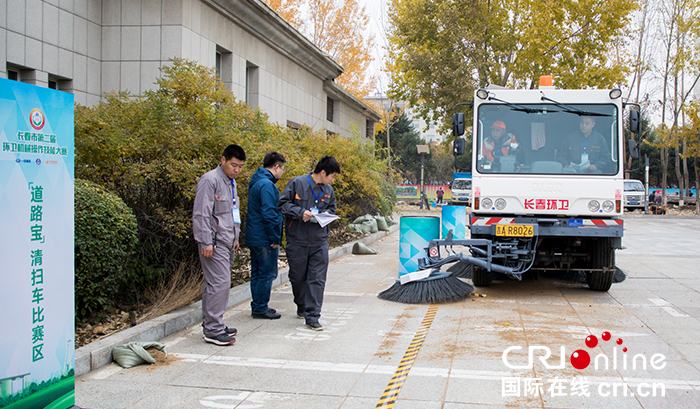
{"left": 453, "top": 179, "right": 471, "bottom": 190}
{"left": 476, "top": 104, "right": 619, "bottom": 175}
{"left": 624, "top": 180, "right": 644, "bottom": 191}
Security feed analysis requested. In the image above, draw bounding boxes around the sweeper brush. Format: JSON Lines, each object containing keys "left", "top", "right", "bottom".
{"left": 378, "top": 271, "right": 474, "bottom": 304}
{"left": 447, "top": 261, "right": 511, "bottom": 281}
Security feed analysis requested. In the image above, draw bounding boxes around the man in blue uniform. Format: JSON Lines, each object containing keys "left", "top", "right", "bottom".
{"left": 246, "top": 152, "right": 286, "bottom": 319}
{"left": 278, "top": 156, "right": 340, "bottom": 331}
{"left": 560, "top": 116, "right": 611, "bottom": 174}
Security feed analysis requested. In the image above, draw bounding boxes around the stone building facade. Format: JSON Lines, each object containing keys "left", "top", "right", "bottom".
{"left": 1, "top": 0, "right": 379, "bottom": 140}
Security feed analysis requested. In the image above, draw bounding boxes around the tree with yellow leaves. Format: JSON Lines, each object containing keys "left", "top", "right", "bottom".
{"left": 387, "top": 0, "right": 638, "bottom": 133}
{"left": 265, "top": 0, "right": 377, "bottom": 100}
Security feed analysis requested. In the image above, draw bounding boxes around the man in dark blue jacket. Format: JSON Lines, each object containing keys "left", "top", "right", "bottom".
{"left": 278, "top": 156, "right": 339, "bottom": 331}
{"left": 246, "top": 152, "right": 286, "bottom": 319}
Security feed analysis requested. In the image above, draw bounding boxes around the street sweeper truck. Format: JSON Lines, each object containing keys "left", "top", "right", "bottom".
{"left": 421, "top": 78, "right": 641, "bottom": 291}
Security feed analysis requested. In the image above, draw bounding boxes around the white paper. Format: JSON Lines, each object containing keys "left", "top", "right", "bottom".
{"left": 568, "top": 161, "right": 590, "bottom": 173}
{"left": 313, "top": 212, "right": 340, "bottom": 227}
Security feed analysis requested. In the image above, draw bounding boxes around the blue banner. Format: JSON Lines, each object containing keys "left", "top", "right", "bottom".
{"left": 0, "top": 78, "right": 75, "bottom": 409}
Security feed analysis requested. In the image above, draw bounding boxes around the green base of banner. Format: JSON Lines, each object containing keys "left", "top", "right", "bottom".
{"left": 2, "top": 376, "right": 74, "bottom": 409}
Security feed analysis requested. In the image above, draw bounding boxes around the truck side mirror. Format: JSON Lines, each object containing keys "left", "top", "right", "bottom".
{"left": 453, "top": 138, "right": 465, "bottom": 156}
{"left": 628, "top": 139, "right": 639, "bottom": 159}
{"left": 629, "top": 109, "right": 640, "bottom": 134}
{"left": 452, "top": 113, "right": 465, "bottom": 136}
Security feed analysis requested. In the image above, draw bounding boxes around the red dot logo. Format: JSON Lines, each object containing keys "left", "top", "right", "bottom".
{"left": 616, "top": 338, "right": 623, "bottom": 345}
{"left": 601, "top": 331, "right": 611, "bottom": 341}
{"left": 570, "top": 350, "right": 590, "bottom": 370}
{"left": 30, "top": 108, "right": 45, "bottom": 130}
{"left": 585, "top": 335, "right": 598, "bottom": 348}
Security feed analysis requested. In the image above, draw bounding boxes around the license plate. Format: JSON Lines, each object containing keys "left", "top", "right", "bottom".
{"left": 629, "top": 201, "right": 638, "bottom": 205}
{"left": 495, "top": 224, "right": 534, "bottom": 237}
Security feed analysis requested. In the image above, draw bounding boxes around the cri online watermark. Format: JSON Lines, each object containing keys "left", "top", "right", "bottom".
{"left": 501, "top": 331, "right": 667, "bottom": 398}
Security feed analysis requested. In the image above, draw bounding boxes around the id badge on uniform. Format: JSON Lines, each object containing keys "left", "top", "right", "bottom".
{"left": 232, "top": 207, "right": 241, "bottom": 224}
{"left": 310, "top": 207, "right": 319, "bottom": 223}
{"left": 581, "top": 153, "right": 589, "bottom": 164}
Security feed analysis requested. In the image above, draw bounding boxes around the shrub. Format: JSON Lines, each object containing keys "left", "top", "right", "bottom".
{"left": 75, "top": 58, "right": 395, "bottom": 272}
{"left": 74, "top": 179, "right": 138, "bottom": 321}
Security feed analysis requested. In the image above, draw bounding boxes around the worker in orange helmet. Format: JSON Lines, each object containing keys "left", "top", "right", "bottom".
{"left": 482, "top": 120, "right": 519, "bottom": 162}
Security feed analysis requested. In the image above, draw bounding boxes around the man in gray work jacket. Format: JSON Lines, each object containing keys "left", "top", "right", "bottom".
{"left": 278, "top": 156, "right": 340, "bottom": 331}
{"left": 193, "top": 145, "right": 246, "bottom": 346}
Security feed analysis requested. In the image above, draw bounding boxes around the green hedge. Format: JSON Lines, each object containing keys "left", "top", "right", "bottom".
{"left": 75, "top": 58, "right": 394, "bottom": 272}
{"left": 74, "top": 179, "right": 138, "bottom": 321}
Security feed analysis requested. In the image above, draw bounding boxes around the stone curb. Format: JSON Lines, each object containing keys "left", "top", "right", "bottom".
{"left": 75, "top": 223, "right": 399, "bottom": 376}
{"left": 622, "top": 213, "right": 700, "bottom": 219}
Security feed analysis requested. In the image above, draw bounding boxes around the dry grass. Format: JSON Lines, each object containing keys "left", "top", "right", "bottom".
{"left": 138, "top": 260, "right": 204, "bottom": 324}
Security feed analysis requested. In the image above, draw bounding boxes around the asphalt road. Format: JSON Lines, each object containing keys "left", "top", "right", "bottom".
{"left": 75, "top": 215, "right": 700, "bottom": 409}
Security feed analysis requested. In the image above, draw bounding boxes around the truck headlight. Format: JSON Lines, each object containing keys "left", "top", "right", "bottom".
{"left": 602, "top": 200, "right": 614, "bottom": 212}
{"left": 495, "top": 198, "right": 506, "bottom": 210}
{"left": 481, "top": 198, "right": 493, "bottom": 209}
{"left": 588, "top": 200, "right": 600, "bottom": 212}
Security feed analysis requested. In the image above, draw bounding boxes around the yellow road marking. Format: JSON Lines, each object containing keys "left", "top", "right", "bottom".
{"left": 376, "top": 304, "right": 438, "bottom": 408}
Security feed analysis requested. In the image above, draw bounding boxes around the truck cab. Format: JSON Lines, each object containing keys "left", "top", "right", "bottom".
{"left": 444, "top": 82, "right": 640, "bottom": 291}
{"left": 450, "top": 172, "right": 472, "bottom": 206}
{"left": 623, "top": 179, "right": 646, "bottom": 210}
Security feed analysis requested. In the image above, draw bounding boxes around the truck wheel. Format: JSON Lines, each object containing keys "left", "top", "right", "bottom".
{"left": 587, "top": 238, "right": 615, "bottom": 291}
{"left": 471, "top": 265, "right": 493, "bottom": 287}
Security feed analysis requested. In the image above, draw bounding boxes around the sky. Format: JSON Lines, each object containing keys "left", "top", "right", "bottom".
{"left": 361, "top": 0, "right": 392, "bottom": 97}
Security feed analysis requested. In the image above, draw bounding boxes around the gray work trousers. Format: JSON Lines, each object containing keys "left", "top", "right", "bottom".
{"left": 287, "top": 242, "right": 329, "bottom": 323}
{"left": 200, "top": 244, "right": 235, "bottom": 337}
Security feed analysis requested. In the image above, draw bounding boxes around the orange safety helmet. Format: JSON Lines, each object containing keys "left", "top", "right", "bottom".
{"left": 491, "top": 120, "right": 506, "bottom": 129}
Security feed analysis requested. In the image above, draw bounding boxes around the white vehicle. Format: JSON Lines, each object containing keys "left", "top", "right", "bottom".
{"left": 450, "top": 173, "right": 472, "bottom": 205}
{"left": 623, "top": 179, "right": 646, "bottom": 210}
{"left": 420, "top": 79, "right": 640, "bottom": 291}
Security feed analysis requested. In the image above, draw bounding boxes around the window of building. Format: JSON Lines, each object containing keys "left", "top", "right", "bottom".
{"left": 7, "top": 63, "right": 26, "bottom": 82}
{"left": 366, "top": 120, "right": 374, "bottom": 139}
{"left": 246, "top": 62, "right": 259, "bottom": 108}
{"left": 48, "top": 75, "right": 73, "bottom": 93}
{"left": 215, "top": 46, "right": 233, "bottom": 91}
{"left": 327, "top": 97, "right": 334, "bottom": 122}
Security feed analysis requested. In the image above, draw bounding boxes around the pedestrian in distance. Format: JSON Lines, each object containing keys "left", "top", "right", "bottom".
{"left": 246, "top": 152, "right": 286, "bottom": 320}
{"left": 436, "top": 187, "right": 444, "bottom": 205}
{"left": 278, "top": 156, "right": 340, "bottom": 331}
{"left": 193, "top": 144, "right": 246, "bottom": 346}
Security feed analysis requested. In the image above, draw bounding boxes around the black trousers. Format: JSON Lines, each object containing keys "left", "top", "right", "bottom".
{"left": 286, "top": 242, "right": 329, "bottom": 323}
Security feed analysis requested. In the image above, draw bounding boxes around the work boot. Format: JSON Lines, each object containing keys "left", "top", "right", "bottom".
{"left": 252, "top": 309, "right": 281, "bottom": 319}
{"left": 204, "top": 333, "right": 236, "bottom": 346}
{"left": 306, "top": 321, "right": 323, "bottom": 331}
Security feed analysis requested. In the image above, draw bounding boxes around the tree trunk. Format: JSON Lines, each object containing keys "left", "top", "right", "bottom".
{"left": 661, "top": 147, "right": 668, "bottom": 205}
{"left": 674, "top": 142, "right": 684, "bottom": 202}
{"left": 695, "top": 157, "right": 699, "bottom": 215}
{"left": 682, "top": 139, "right": 689, "bottom": 199}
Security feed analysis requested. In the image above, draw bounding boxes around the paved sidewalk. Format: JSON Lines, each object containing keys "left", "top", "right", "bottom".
{"left": 75, "top": 217, "right": 700, "bottom": 409}
{"left": 75, "top": 225, "right": 399, "bottom": 376}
